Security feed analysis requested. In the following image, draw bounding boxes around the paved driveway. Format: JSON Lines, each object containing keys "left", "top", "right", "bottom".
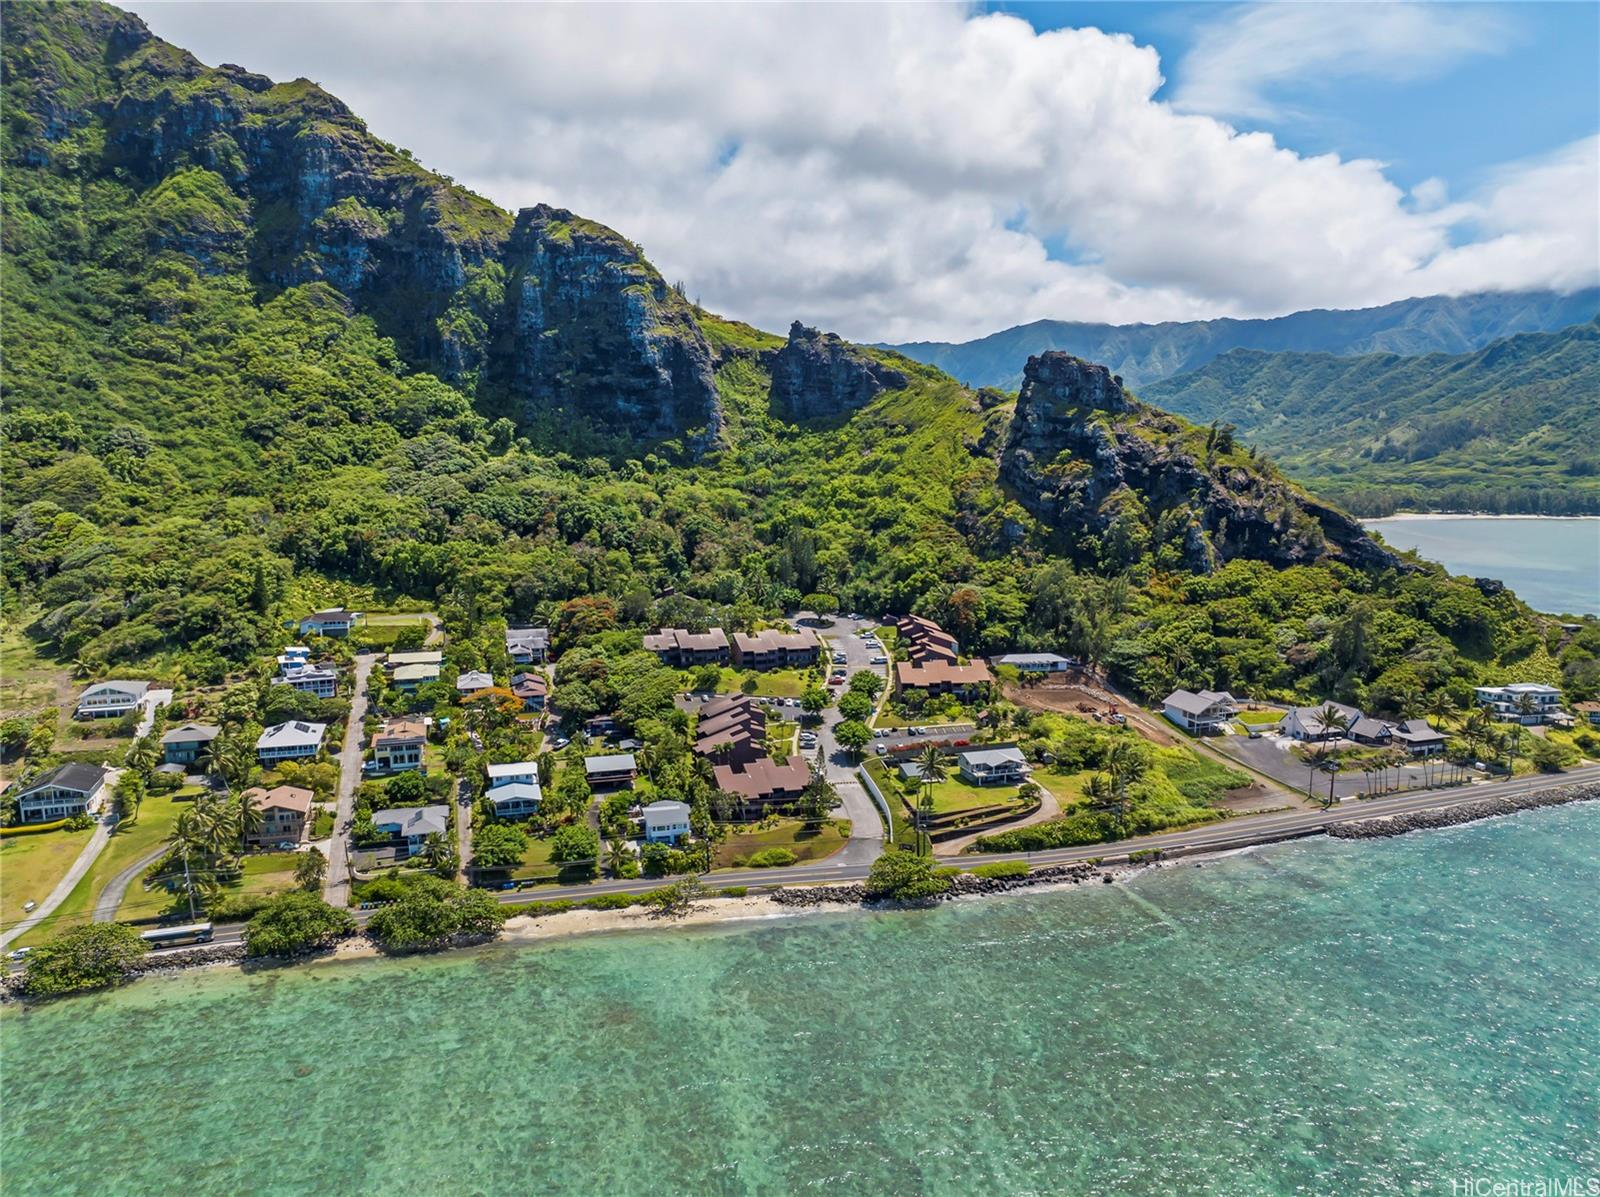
{"left": 324, "top": 653, "right": 376, "bottom": 907}
{"left": 1213, "top": 729, "right": 1441, "bottom": 801}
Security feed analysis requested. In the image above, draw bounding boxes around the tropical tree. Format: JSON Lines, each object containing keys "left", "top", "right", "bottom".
{"left": 834, "top": 719, "right": 871, "bottom": 759}
{"left": 113, "top": 771, "right": 147, "bottom": 824}
{"left": 800, "top": 686, "right": 831, "bottom": 717}
{"left": 294, "top": 847, "right": 328, "bottom": 891}
{"left": 124, "top": 734, "right": 159, "bottom": 780}
{"left": 234, "top": 788, "right": 266, "bottom": 853}
{"left": 421, "top": 832, "right": 458, "bottom": 878}
{"left": 914, "top": 746, "right": 949, "bottom": 857}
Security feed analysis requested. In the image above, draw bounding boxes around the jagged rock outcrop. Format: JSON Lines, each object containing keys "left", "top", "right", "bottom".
{"left": 488, "top": 206, "right": 721, "bottom": 446}
{"left": 765, "top": 322, "right": 908, "bottom": 419}
{"left": 4, "top": 3, "right": 719, "bottom": 449}
{"left": 998, "top": 352, "right": 1397, "bottom": 571}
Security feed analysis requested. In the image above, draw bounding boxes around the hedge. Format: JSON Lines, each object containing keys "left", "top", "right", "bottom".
{"left": 0, "top": 819, "right": 71, "bottom": 838}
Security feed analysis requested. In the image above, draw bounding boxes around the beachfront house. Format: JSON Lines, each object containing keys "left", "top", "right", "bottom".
{"left": 1161, "top": 689, "right": 1237, "bottom": 734}
{"left": 161, "top": 722, "right": 219, "bottom": 766}
{"left": 1279, "top": 702, "right": 1362, "bottom": 742}
{"left": 13, "top": 763, "right": 108, "bottom": 824}
{"left": 712, "top": 756, "right": 811, "bottom": 817}
{"left": 74, "top": 680, "right": 151, "bottom": 720}
{"left": 956, "top": 746, "right": 1030, "bottom": 786}
{"left": 370, "top": 805, "right": 449, "bottom": 858}
{"left": 488, "top": 782, "right": 543, "bottom": 820}
{"left": 1389, "top": 718, "right": 1447, "bottom": 756}
{"left": 256, "top": 720, "right": 328, "bottom": 764}
{"left": 642, "top": 800, "right": 692, "bottom": 844}
{"left": 243, "top": 785, "right": 312, "bottom": 848}
{"left": 1474, "top": 683, "right": 1563, "bottom": 724}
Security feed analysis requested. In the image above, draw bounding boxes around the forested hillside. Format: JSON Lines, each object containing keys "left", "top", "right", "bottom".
{"left": 1141, "top": 322, "right": 1600, "bottom": 515}
{"left": 887, "top": 289, "right": 1600, "bottom": 392}
{"left": 3, "top": 1, "right": 1592, "bottom": 717}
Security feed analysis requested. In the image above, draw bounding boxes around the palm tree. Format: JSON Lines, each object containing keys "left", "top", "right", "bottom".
{"left": 234, "top": 789, "right": 265, "bottom": 853}
{"left": 125, "top": 734, "right": 159, "bottom": 779}
{"left": 1105, "top": 740, "right": 1148, "bottom": 832}
{"left": 914, "top": 746, "right": 949, "bottom": 858}
{"left": 606, "top": 838, "right": 633, "bottom": 878}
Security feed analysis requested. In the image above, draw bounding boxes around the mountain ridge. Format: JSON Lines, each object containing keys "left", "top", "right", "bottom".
{"left": 885, "top": 289, "right": 1600, "bottom": 392}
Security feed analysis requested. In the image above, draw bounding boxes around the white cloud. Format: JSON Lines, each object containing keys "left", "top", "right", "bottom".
{"left": 136, "top": 2, "right": 1597, "bottom": 343}
{"left": 1172, "top": 2, "right": 1511, "bottom": 121}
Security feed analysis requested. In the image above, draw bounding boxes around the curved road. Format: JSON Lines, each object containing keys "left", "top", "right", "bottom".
{"left": 92, "top": 843, "right": 171, "bottom": 923}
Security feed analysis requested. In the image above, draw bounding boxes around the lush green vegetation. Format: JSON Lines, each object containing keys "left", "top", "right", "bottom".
{"left": 18, "top": 922, "right": 147, "bottom": 998}
{"left": 364, "top": 875, "right": 506, "bottom": 951}
{"left": 968, "top": 860, "right": 1029, "bottom": 879}
{"left": 1141, "top": 322, "right": 1600, "bottom": 515}
{"left": 864, "top": 852, "right": 952, "bottom": 901}
{"left": 242, "top": 891, "right": 356, "bottom": 957}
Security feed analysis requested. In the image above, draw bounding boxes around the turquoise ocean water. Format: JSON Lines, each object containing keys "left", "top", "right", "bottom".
{"left": 1364, "top": 516, "right": 1600, "bottom": 616}
{"left": 4, "top": 803, "right": 1597, "bottom": 1196}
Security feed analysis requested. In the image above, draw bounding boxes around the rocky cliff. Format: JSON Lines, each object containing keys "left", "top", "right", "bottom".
{"left": 2, "top": 3, "right": 718, "bottom": 448}
{"left": 997, "top": 353, "right": 1395, "bottom": 571}
{"left": 765, "top": 322, "right": 908, "bottom": 419}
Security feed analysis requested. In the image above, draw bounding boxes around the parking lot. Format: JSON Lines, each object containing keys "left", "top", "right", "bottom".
{"left": 1212, "top": 727, "right": 1442, "bottom": 801}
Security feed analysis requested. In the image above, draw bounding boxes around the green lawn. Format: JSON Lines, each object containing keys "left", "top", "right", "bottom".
{"left": 713, "top": 819, "right": 848, "bottom": 869}
{"left": 15, "top": 793, "right": 188, "bottom": 945}
{"left": 1234, "top": 708, "right": 1285, "bottom": 726}
{"left": 917, "top": 778, "right": 1024, "bottom": 815}
{"left": 701, "top": 666, "right": 814, "bottom": 698}
{"left": 1036, "top": 767, "right": 1094, "bottom": 807}
{"left": 116, "top": 851, "right": 301, "bottom": 922}
{"left": 0, "top": 825, "right": 96, "bottom": 931}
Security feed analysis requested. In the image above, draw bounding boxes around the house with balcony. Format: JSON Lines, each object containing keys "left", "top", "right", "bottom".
{"left": 392, "top": 661, "right": 441, "bottom": 692}
{"left": 894, "top": 658, "right": 993, "bottom": 700}
{"left": 506, "top": 627, "right": 550, "bottom": 665}
{"left": 1279, "top": 702, "right": 1362, "bottom": 742}
{"left": 256, "top": 720, "right": 327, "bottom": 764}
{"left": 730, "top": 629, "right": 819, "bottom": 671}
{"left": 244, "top": 785, "right": 311, "bottom": 848}
{"left": 486, "top": 760, "right": 541, "bottom": 790}
{"left": 510, "top": 672, "right": 547, "bottom": 712}
{"left": 277, "top": 663, "right": 338, "bottom": 699}
{"left": 161, "top": 722, "right": 220, "bottom": 766}
{"left": 371, "top": 717, "right": 426, "bottom": 773}
{"left": 1474, "top": 683, "right": 1563, "bottom": 724}
{"left": 956, "top": 746, "right": 1030, "bottom": 786}
{"left": 455, "top": 670, "right": 495, "bottom": 698}
{"left": 488, "top": 782, "right": 543, "bottom": 820}
{"left": 642, "top": 627, "right": 731, "bottom": 668}
{"left": 642, "top": 800, "right": 692, "bottom": 843}
{"left": 1389, "top": 719, "right": 1447, "bottom": 756}
{"left": 74, "top": 680, "right": 151, "bottom": 720}
{"left": 297, "top": 608, "right": 364, "bottom": 638}
{"left": 712, "top": 756, "right": 811, "bottom": 817}
{"left": 370, "top": 805, "right": 449, "bottom": 858}
{"left": 1161, "top": 689, "right": 1238, "bottom": 734}
{"left": 994, "top": 653, "right": 1076, "bottom": 674}
{"left": 584, "top": 753, "right": 638, "bottom": 788}
{"left": 13, "top": 763, "right": 108, "bottom": 824}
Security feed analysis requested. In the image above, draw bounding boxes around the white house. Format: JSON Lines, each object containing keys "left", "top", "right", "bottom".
{"left": 1474, "top": 683, "right": 1563, "bottom": 724}
{"left": 13, "top": 763, "right": 108, "bottom": 823}
{"left": 994, "top": 653, "right": 1076, "bottom": 673}
{"left": 486, "top": 761, "right": 541, "bottom": 789}
{"left": 1162, "top": 689, "right": 1238, "bottom": 734}
{"left": 370, "top": 805, "right": 449, "bottom": 857}
{"left": 276, "top": 645, "right": 312, "bottom": 670}
{"left": 956, "top": 746, "right": 1030, "bottom": 786}
{"left": 298, "top": 608, "right": 364, "bottom": 637}
{"left": 256, "top": 720, "right": 328, "bottom": 763}
{"left": 392, "top": 662, "right": 441, "bottom": 692}
{"left": 277, "top": 663, "right": 338, "bottom": 698}
{"left": 488, "top": 782, "right": 543, "bottom": 820}
{"left": 642, "top": 800, "right": 691, "bottom": 843}
{"left": 506, "top": 627, "right": 550, "bottom": 665}
{"left": 75, "top": 680, "right": 151, "bottom": 719}
{"left": 1279, "top": 702, "right": 1362, "bottom": 742}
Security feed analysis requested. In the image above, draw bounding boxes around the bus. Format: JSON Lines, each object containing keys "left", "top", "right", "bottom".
{"left": 140, "top": 922, "right": 214, "bottom": 948}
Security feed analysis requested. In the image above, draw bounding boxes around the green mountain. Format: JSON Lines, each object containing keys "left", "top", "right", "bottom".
{"left": 2, "top": 2, "right": 1584, "bottom": 718}
{"left": 1140, "top": 321, "right": 1600, "bottom": 516}
{"left": 886, "top": 290, "right": 1600, "bottom": 392}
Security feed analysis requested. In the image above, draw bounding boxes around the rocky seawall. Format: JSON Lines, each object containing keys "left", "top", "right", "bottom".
{"left": 1326, "top": 782, "right": 1598, "bottom": 839}
{"left": 771, "top": 860, "right": 1110, "bottom": 909}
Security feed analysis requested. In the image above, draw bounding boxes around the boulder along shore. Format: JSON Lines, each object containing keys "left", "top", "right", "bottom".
{"left": 1326, "top": 781, "right": 1599, "bottom": 840}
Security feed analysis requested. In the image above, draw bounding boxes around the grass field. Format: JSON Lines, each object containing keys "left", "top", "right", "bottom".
{"left": 0, "top": 624, "right": 64, "bottom": 720}
{"left": 1036, "top": 767, "right": 1094, "bottom": 807}
{"left": 13, "top": 792, "right": 188, "bottom": 945}
{"left": 713, "top": 819, "right": 848, "bottom": 869}
{"left": 116, "top": 850, "right": 301, "bottom": 922}
{"left": 702, "top": 667, "right": 814, "bottom": 698}
{"left": 0, "top": 825, "right": 96, "bottom": 932}
{"left": 878, "top": 765, "right": 1023, "bottom": 815}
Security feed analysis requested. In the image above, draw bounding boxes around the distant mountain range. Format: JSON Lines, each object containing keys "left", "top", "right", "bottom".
{"left": 1140, "top": 319, "right": 1600, "bottom": 515}
{"left": 884, "top": 289, "right": 1600, "bottom": 392}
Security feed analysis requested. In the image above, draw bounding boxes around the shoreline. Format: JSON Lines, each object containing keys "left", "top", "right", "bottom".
{"left": 7, "top": 783, "right": 1597, "bottom": 1001}
{"left": 1361, "top": 512, "right": 1600, "bottom": 522}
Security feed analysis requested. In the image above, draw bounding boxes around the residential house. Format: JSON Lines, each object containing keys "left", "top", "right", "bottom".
{"left": 1575, "top": 701, "right": 1600, "bottom": 728}
{"left": 392, "top": 661, "right": 441, "bottom": 692}
{"left": 642, "top": 800, "right": 691, "bottom": 843}
{"left": 1346, "top": 715, "right": 1394, "bottom": 747}
{"left": 386, "top": 650, "right": 443, "bottom": 672}
{"left": 488, "top": 782, "right": 543, "bottom": 820}
{"left": 298, "top": 608, "right": 364, "bottom": 637}
{"left": 486, "top": 761, "right": 541, "bottom": 789}
{"left": 1389, "top": 719, "right": 1447, "bottom": 756}
{"left": 1474, "top": 683, "right": 1563, "bottom": 724}
{"left": 510, "top": 672, "right": 548, "bottom": 712}
{"left": 585, "top": 714, "right": 620, "bottom": 739}
{"left": 897, "top": 615, "right": 959, "bottom": 664}
{"left": 371, "top": 717, "right": 426, "bottom": 773}
{"left": 505, "top": 627, "right": 550, "bottom": 665}
{"left": 956, "top": 746, "right": 1030, "bottom": 786}
{"left": 712, "top": 756, "right": 811, "bottom": 816}
{"left": 455, "top": 670, "right": 495, "bottom": 696}
{"left": 370, "top": 805, "right": 449, "bottom": 858}
{"left": 730, "top": 629, "right": 819, "bottom": 671}
{"left": 161, "top": 722, "right": 219, "bottom": 766}
{"left": 1161, "top": 689, "right": 1238, "bottom": 734}
{"left": 994, "top": 653, "right": 1076, "bottom": 673}
{"left": 276, "top": 645, "right": 312, "bottom": 670}
{"left": 1279, "top": 703, "right": 1362, "bottom": 742}
{"left": 277, "top": 663, "right": 338, "bottom": 699}
{"left": 13, "top": 763, "right": 108, "bottom": 824}
{"left": 256, "top": 720, "right": 328, "bottom": 764}
{"left": 894, "top": 658, "right": 993, "bottom": 700}
{"left": 585, "top": 753, "right": 638, "bottom": 788}
{"left": 244, "top": 785, "right": 311, "bottom": 847}
{"left": 74, "top": 680, "right": 151, "bottom": 720}
{"left": 642, "top": 627, "right": 731, "bottom": 668}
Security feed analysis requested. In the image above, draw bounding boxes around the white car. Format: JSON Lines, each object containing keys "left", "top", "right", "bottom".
{"left": 870, "top": 655, "right": 888, "bottom": 665}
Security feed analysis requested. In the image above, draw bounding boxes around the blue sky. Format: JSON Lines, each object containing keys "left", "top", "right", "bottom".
{"left": 997, "top": 1, "right": 1599, "bottom": 192}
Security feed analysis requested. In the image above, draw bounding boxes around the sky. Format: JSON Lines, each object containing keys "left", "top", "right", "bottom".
{"left": 135, "top": 1, "right": 1600, "bottom": 344}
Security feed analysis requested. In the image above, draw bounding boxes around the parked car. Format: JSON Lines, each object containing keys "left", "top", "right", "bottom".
{"left": 874, "top": 744, "right": 887, "bottom": 755}
{"left": 870, "top": 655, "right": 888, "bottom": 665}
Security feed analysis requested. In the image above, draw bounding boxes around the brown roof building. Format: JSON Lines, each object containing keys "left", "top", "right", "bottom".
{"left": 895, "top": 658, "right": 993, "bottom": 698}
{"left": 643, "top": 628, "right": 731, "bottom": 667}
{"left": 897, "top": 615, "right": 959, "bottom": 664}
{"left": 244, "top": 784, "right": 313, "bottom": 847}
{"left": 731, "top": 629, "right": 819, "bottom": 671}
{"left": 713, "top": 756, "right": 812, "bottom": 814}
{"left": 695, "top": 696, "right": 768, "bottom": 765}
